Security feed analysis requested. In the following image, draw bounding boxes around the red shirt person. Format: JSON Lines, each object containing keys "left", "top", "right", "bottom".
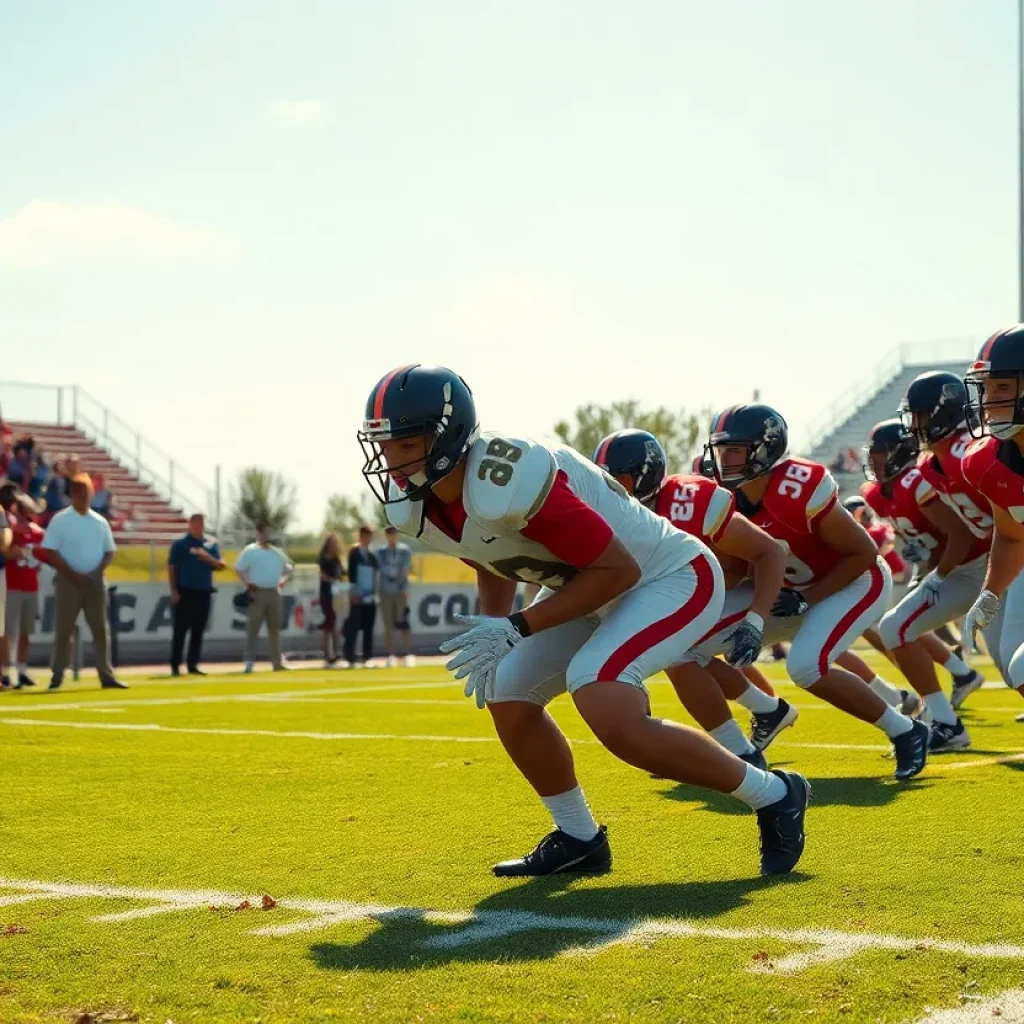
{"left": 0, "top": 485, "right": 44, "bottom": 689}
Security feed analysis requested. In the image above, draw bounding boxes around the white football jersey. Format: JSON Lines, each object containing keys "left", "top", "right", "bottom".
{"left": 386, "top": 432, "right": 707, "bottom": 590}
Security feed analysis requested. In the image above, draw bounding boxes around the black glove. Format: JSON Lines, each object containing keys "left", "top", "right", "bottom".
{"left": 771, "top": 587, "right": 809, "bottom": 618}
{"left": 727, "top": 615, "right": 764, "bottom": 667}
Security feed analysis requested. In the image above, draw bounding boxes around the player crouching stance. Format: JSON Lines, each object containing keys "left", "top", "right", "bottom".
{"left": 697, "top": 405, "right": 929, "bottom": 780}
{"left": 963, "top": 326, "right": 1024, "bottom": 710}
{"left": 359, "top": 365, "right": 810, "bottom": 877}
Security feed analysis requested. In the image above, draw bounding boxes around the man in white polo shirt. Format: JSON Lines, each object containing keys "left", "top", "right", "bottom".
{"left": 235, "top": 522, "right": 293, "bottom": 673}
{"left": 41, "top": 473, "right": 126, "bottom": 690}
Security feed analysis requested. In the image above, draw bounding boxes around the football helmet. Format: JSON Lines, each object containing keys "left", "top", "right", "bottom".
{"left": 965, "top": 325, "right": 1024, "bottom": 440}
{"left": 592, "top": 429, "right": 667, "bottom": 506}
{"left": 359, "top": 364, "right": 478, "bottom": 505}
{"left": 899, "top": 371, "right": 968, "bottom": 445}
{"left": 863, "top": 418, "right": 920, "bottom": 484}
{"left": 706, "top": 404, "right": 788, "bottom": 490}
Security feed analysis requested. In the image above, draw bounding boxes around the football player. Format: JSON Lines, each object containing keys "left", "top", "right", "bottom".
{"left": 963, "top": 325, "right": 1024, "bottom": 708}
{"left": 700, "top": 404, "right": 929, "bottom": 780}
{"left": 359, "top": 366, "right": 810, "bottom": 877}
{"left": 594, "top": 429, "right": 799, "bottom": 757}
{"left": 876, "top": 376, "right": 996, "bottom": 749}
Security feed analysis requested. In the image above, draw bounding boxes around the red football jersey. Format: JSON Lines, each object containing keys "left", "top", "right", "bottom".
{"left": 916, "top": 430, "right": 993, "bottom": 561}
{"left": 737, "top": 456, "right": 841, "bottom": 590}
{"left": 654, "top": 473, "right": 735, "bottom": 547}
{"left": 962, "top": 436, "right": 1024, "bottom": 525}
{"left": 5, "top": 519, "right": 44, "bottom": 592}
{"left": 860, "top": 470, "right": 943, "bottom": 560}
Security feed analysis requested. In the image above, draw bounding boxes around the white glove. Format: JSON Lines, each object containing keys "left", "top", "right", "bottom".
{"left": 920, "top": 570, "right": 945, "bottom": 607}
{"left": 902, "top": 539, "right": 928, "bottom": 565}
{"left": 964, "top": 589, "right": 1000, "bottom": 653}
{"left": 439, "top": 614, "right": 525, "bottom": 709}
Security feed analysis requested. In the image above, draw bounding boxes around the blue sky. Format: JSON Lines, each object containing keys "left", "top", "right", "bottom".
{"left": 0, "top": 1, "right": 1017, "bottom": 529}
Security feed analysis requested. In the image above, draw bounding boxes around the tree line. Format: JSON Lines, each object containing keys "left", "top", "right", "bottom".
{"left": 226, "top": 400, "right": 709, "bottom": 543}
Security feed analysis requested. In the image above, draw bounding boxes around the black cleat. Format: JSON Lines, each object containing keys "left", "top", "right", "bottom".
{"left": 187, "top": 667, "right": 207, "bottom": 676}
{"left": 0, "top": 675, "right": 10, "bottom": 690}
{"left": 15, "top": 673, "right": 35, "bottom": 689}
{"left": 756, "top": 770, "right": 810, "bottom": 876}
{"left": 929, "top": 717, "right": 971, "bottom": 752}
{"left": 749, "top": 698, "right": 799, "bottom": 752}
{"left": 48, "top": 675, "right": 63, "bottom": 691}
{"left": 739, "top": 747, "right": 769, "bottom": 771}
{"left": 892, "top": 719, "right": 929, "bottom": 780}
{"left": 100, "top": 678, "right": 129, "bottom": 690}
{"left": 493, "top": 825, "right": 611, "bottom": 877}
{"left": 950, "top": 670, "right": 984, "bottom": 710}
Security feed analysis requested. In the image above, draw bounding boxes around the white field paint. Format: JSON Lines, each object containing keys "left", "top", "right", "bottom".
{"left": 2, "top": 876, "right": 1024, "bottom": 974}
{"left": 908, "top": 989, "right": 1024, "bottom": 1023}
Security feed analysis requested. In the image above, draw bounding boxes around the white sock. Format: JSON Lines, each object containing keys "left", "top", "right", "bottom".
{"left": 731, "top": 764, "right": 787, "bottom": 810}
{"left": 875, "top": 706, "right": 913, "bottom": 738}
{"left": 944, "top": 652, "right": 970, "bottom": 677}
{"left": 541, "top": 786, "right": 599, "bottom": 841}
{"left": 923, "top": 691, "right": 958, "bottom": 726}
{"left": 869, "top": 675, "right": 905, "bottom": 707}
{"left": 15, "top": 663, "right": 25, "bottom": 677}
{"left": 709, "top": 719, "right": 756, "bottom": 756}
{"left": 734, "top": 683, "right": 779, "bottom": 715}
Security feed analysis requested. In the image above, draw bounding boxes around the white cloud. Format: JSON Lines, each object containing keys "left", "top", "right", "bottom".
{"left": 268, "top": 99, "right": 323, "bottom": 122}
{"left": 0, "top": 200, "right": 238, "bottom": 269}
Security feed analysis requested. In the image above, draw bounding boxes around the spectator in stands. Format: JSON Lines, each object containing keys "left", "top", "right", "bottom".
{"left": 40, "top": 473, "right": 127, "bottom": 691}
{"left": 377, "top": 525, "right": 413, "bottom": 668}
{"left": 318, "top": 532, "right": 344, "bottom": 666}
{"left": 343, "top": 525, "right": 379, "bottom": 667}
{"left": 62, "top": 455, "right": 81, "bottom": 498}
{"left": 168, "top": 513, "right": 225, "bottom": 677}
{"left": 90, "top": 471, "right": 112, "bottom": 520}
{"left": 43, "top": 465, "right": 68, "bottom": 524}
{"left": 235, "top": 523, "right": 293, "bottom": 673}
{"left": 7, "top": 437, "right": 34, "bottom": 487}
{"left": 0, "top": 486, "right": 43, "bottom": 689}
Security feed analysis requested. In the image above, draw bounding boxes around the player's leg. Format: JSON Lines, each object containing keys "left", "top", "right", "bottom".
{"left": 918, "top": 631, "right": 983, "bottom": 707}
{"left": 995, "top": 574, "right": 1024, "bottom": 709}
{"left": 877, "top": 559, "right": 984, "bottom": 747}
{"left": 665, "top": 659, "right": 763, "bottom": 764}
{"left": 569, "top": 556, "right": 810, "bottom": 875}
{"left": 862, "top": 627, "right": 898, "bottom": 667}
{"left": 834, "top": 648, "right": 919, "bottom": 716}
{"left": 486, "top": 616, "right": 608, "bottom": 875}
{"left": 742, "top": 665, "right": 775, "bottom": 696}
{"left": 785, "top": 561, "right": 929, "bottom": 780}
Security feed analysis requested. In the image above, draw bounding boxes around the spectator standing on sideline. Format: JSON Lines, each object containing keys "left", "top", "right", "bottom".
{"left": 317, "top": 532, "right": 344, "bottom": 666}
{"left": 343, "top": 526, "right": 379, "bottom": 667}
{"left": 377, "top": 525, "right": 414, "bottom": 667}
{"left": 0, "top": 486, "right": 36, "bottom": 689}
{"left": 168, "top": 513, "right": 225, "bottom": 677}
{"left": 40, "top": 473, "right": 126, "bottom": 691}
{"left": 235, "top": 523, "right": 294, "bottom": 673}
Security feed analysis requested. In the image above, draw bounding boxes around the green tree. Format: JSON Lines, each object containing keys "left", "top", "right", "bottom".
{"left": 227, "top": 467, "right": 297, "bottom": 535}
{"left": 322, "top": 493, "right": 387, "bottom": 543}
{"left": 553, "top": 400, "right": 711, "bottom": 471}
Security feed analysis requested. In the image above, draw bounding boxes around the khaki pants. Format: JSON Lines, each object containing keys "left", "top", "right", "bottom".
{"left": 246, "top": 588, "right": 283, "bottom": 669}
{"left": 52, "top": 573, "right": 113, "bottom": 683}
{"left": 379, "top": 591, "right": 409, "bottom": 654}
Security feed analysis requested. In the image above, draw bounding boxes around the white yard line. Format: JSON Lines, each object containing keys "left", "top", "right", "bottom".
{"left": 1, "top": 876, "right": 1022, "bottom": 974}
{"left": 908, "top": 989, "right": 1024, "bottom": 1023}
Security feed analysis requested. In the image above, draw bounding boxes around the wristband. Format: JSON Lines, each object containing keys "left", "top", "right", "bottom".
{"left": 744, "top": 611, "right": 765, "bottom": 632}
{"left": 508, "top": 611, "right": 533, "bottom": 638}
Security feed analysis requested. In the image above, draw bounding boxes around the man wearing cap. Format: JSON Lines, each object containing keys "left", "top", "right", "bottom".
{"left": 40, "top": 472, "right": 126, "bottom": 690}
{"left": 377, "top": 525, "right": 414, "bottom": 667}
{"left": 0, "top": 486, "right": 44, "bottom": 689}
{"left": 168, "top": 513, "right": 225, "bottom": 677}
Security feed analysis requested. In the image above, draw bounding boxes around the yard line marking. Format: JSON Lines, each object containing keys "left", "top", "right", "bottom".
{"left": 941, "top": 752, "right": 1024, "bottom": 771}
{"left": 2, "top": 877, "right": 1023, "bottom": 973}
{"left": 908, "top": 988, "right": 1024, "bottom": 1023}
{"left": 0, "top": 680, "right": 457, "bottom": 715}
{"left": 0, "top": 718, "right": 500, "bottom": 743}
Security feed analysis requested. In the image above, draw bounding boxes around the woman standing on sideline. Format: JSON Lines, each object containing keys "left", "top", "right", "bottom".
{"left": 318, "top": 532, "right": 345, "bottom": 665}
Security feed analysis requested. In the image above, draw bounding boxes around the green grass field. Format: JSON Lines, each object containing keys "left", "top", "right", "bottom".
{"left": 3, "top": 654, "right": 1024, "bottom": 1024}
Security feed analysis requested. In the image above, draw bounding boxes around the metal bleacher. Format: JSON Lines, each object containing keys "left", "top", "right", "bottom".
{"left": 801, "top": 340, "right": 977, "bottom": 496}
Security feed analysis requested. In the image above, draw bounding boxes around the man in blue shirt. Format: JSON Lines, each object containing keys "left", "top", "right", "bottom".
{"left": 168, "top": 514, "right": 225, "bottom": 676}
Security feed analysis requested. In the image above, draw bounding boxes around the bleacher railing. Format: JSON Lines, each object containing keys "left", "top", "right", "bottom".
{"left": 801, "top": 338, "right": 978, "bottom": 457}
{"left": 0, "top": 380, "right": 218, "bottom": 529}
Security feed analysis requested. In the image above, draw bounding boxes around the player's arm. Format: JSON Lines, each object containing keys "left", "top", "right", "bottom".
{"left": 801, "top": 504, "right": 877, "bottom": 606}
{"left": 473, "top": 565, "right": 519, "bottom": 616}
{"left": 981, "top": 505, "right": 1024, "bottom": 598}
{"left": 714, "top": 517, "right": 787, "bottom": 622}
{"left": 919, "top": 497, "right": 973, "bottom": 577}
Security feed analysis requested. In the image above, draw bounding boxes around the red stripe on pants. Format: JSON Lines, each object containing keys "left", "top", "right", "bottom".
{"left": 597, "top": 555, "right": 717, "bottom": 682}
{"left": 897, "top": 599, "right": 932, "bottom": 646}
{"left": 695, "top": 609, "right": 746, "bottom": 648}
{"left": 816, "top": 562, "right": 886, "bottom": 680}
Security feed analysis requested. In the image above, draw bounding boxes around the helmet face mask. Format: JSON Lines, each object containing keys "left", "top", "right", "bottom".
{"left": 899, "top": 375, "right": 968, "bottom": 446}
{"left": 966, "top": 370, "right": 1024, "bottom": 440}
{"left": 359, "top": 429, "right": 437, "bottom": 505}
{"left": 863, "top": 420, "right": 919, "bottom": 484}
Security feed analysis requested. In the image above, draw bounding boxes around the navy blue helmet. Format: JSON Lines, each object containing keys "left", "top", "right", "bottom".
{"left": 706, "top": 404, "right": 788, "bottom": 490}
{"left": 592, "top": 429, "right": 667, "bottom": 506}
{"left": 966, "top": 325, "right": 1024, "bottom": 440}
{"left": 899, "top": 371, "right": 968, "bottom": 445}
{"left": 864, "top": 418, "right": 920, "bottom": 484}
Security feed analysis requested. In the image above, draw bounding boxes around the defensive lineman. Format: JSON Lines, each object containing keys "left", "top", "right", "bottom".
{"left": 359, "top": 365, "right": 810, "bottom": 877}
